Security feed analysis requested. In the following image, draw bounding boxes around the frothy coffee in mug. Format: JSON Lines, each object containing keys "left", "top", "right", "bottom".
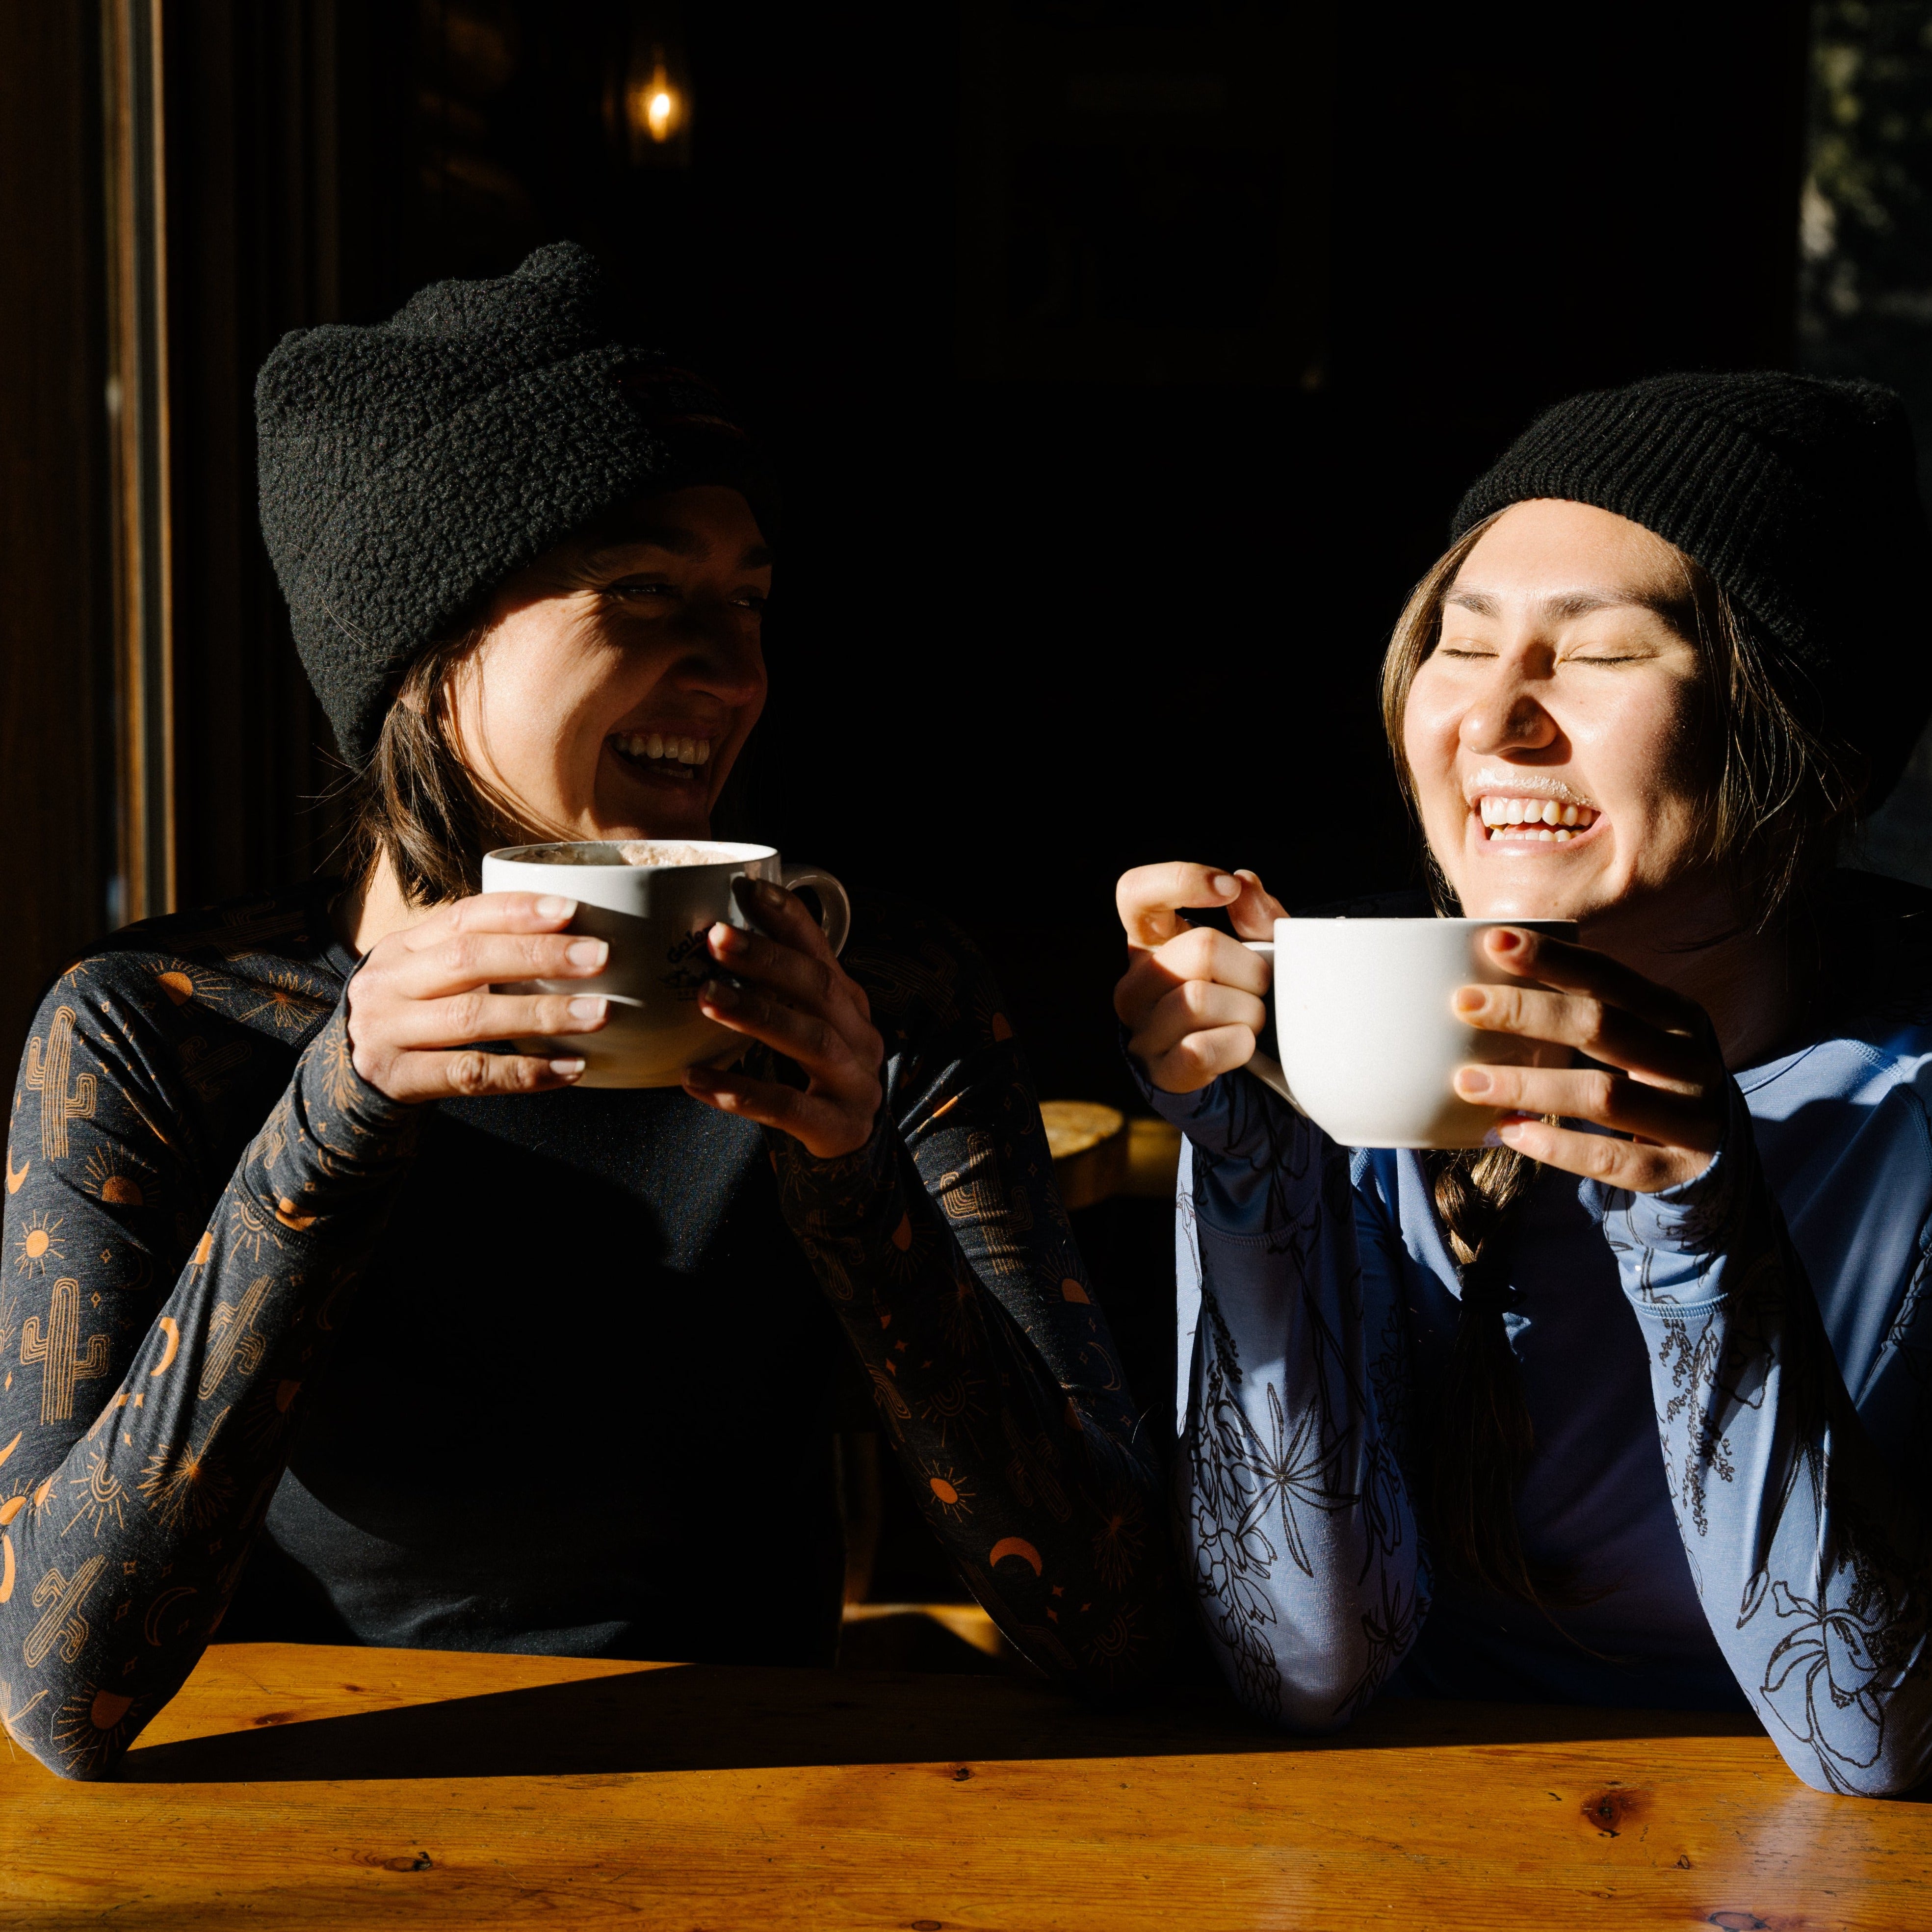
{"left": 615, "top": 840, "right": 728, "bottom": 868}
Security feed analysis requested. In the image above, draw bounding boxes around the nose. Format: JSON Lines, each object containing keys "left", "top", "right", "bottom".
{"left": 1458, "top": 663, "right": 1558, "bottom": 757}
{"left": 668, "top": 602, "right": 765, "bottom": 707}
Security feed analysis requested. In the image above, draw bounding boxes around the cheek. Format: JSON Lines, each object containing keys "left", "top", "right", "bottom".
{"left": 1401, "top": 675, "right": 1464, "bottom": 802}
{"left": 1566, "top": 678, "right": 1703, "bottom": 820}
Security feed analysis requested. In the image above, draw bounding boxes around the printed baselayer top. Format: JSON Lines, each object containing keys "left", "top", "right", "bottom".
{"left": 0, "top": 883, "right": 1170, "bottom": 1778}
{"left": 1141, "top": 873, "right": 1932, "bottom": 1797}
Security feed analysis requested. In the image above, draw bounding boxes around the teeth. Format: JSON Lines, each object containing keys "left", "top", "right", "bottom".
{"left": 1474, "top": 796, "right": 1597, "bottom": 839}
{"left": 613, "top": 731, "right": 715, "bottom": 767}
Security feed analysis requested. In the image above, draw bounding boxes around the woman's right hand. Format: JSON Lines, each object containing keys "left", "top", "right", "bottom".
{"left": 344, "top": 892, "right": 612, "bottom": 1103}
{"left": 1113, "top": 864, "right": 1286, "bottom": 1095}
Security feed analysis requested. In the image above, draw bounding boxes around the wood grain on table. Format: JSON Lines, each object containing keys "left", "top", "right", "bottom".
{"left": 3, "top": 1641, "right": 1927, "bottom": 1930}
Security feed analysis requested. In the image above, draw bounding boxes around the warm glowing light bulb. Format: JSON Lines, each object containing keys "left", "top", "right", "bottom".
{"left": 630, "top": 52, "right": 681, "bottom": 145}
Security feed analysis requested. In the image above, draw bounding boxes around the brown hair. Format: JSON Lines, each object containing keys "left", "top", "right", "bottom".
{"left": 336, "top": 631, "right": 563, "bottom": 909}
{"left": 1379, "top": 512, "right": 1860, "bottom": 1607}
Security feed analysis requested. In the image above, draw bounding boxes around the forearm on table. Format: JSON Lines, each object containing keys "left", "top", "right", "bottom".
{"left": 1177, "top": 1120, "right": 1427, "bottom": 1733}
{"left": 776, "top": 1114, "right": 1174, "bottom": 1695}
{"left": 1609, "top": 1103, "right": 1932, "bottom": 1797}
{"left": 0, "top": 1009, "right": 418, "bottom": 1778}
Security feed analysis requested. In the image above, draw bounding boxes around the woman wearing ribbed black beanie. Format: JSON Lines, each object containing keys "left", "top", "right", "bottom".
{"left": 1120, "top": 371, "right": 1932, "bottom": 1795}
{"left": 0, "top": 245, "right": 1172, "bottom": 1778}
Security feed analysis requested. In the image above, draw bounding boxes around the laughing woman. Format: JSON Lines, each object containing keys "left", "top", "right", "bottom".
{"left": 1118, "top": 374, "right": 1932, "bottom": 1795}
{"left": 0, "top": 245, "right": 1167, "bottom": 1777}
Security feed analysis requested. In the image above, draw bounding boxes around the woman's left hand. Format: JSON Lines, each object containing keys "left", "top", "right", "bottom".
{"left": 681, "top": 878, "right": 885, "bottom": 1159}
{"left": 1452, "top": 925, "right": 1728, "bottom": 1194}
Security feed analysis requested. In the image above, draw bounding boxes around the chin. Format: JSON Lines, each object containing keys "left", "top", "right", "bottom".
{"left": 591, "top": 746, "right": 722, "bottom": 838}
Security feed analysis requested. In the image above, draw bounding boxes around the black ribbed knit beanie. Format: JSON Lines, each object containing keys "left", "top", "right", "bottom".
{"left": 257, "top": 242, "right": 772, "bottom": 767}
{"left": 1451, "top": 370, "right": 1932, "bottom": 809}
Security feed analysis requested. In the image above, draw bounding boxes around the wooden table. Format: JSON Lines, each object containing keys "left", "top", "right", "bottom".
{"left": 4, "top": 1642, "right": 1927, "bottom": 1929}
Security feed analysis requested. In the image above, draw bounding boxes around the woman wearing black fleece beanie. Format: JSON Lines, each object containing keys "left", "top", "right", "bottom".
{"left": 1120, "top": 370, "right": 1932, "bottom": 1796}
{"left": 0, "top": 245, "right": 1171, "bottom": 1778}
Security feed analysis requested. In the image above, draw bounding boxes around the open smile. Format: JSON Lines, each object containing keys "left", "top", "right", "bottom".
{"left": 608, "top": 731, "right": 714, "bottom": 786}
{"left": 1473, "top": 793, "right": 1602, "bottom": 846}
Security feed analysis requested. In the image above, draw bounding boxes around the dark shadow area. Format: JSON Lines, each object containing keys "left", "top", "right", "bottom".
{"left": 116, "top": 1650, "right": 1764, "bottom": 1785}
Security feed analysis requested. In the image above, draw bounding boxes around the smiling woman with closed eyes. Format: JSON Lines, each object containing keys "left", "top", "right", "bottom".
{"left": 0, "top": 245, "right": 1171, "bottom": 1778}
{"left": 1116, "top": 372, "right": 1932, "bottom": 1795}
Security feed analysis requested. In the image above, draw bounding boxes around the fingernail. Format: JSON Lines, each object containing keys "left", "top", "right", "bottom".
{"left": 1481, "top": 1126, "right": 1505, "bottom": 1148}
{"left": 1456, "top": 1067, "right": 1493, "bottom": 1097}
{"left": 549, "top": 1057, "right": 586, "bottom": 1076}
{"left": 1489, "top": 927, "right": 1522, "bottom": 951}
{"left": 568, "top": 996, "right": 607, "bottom": 1021}
{"left": 709, "top": 921, "right": 742, "bottom": 952}
{"left": 1453, "top": 988, "right": 1485, "bottom": 1015}
{"left": 536, "top": 896, "right": 577, "bottom": 920}
{"left": 1212, "top": 874, "right": 1237, "bottom": 897}
{"left": 566, "top": 939, "right": 608, "bottom": 968}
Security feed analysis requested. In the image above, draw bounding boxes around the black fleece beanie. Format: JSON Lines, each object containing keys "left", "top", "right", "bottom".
{"left": 256, "top": 242, "right": 773, "bottom": 767}
{"left": 1452, "top": 370, "right": 1932, "bottom": 810}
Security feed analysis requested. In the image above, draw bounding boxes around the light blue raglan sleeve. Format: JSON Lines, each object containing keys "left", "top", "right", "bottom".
{"left": 1603, "top": 1080, "right": 1932, "bottom": 1796}
{"left": 1141, "top": 1066, "right": 1428, "bottom": 1729}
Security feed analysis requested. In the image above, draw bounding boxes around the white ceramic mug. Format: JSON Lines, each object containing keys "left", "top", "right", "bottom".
{"left": 1242, "top": 917, "right": 1578, "bottom": 1149}
{"left": 480, "top": 839, "right": 851, "bottom": 1089}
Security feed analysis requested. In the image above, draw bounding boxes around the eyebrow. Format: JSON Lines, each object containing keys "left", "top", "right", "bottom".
{"left": 584, "top": 528, "right": 774, "bottom": 572}
{"left": 1445, "top": 587, "right": 1681, "bottom": 623}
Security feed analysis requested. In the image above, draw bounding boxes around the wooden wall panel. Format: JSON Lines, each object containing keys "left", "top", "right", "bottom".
{"left": 0, "top": 3, "right": 116, "bottom": 1066}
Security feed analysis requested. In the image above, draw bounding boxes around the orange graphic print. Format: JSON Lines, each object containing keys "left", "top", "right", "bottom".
{"left": 24, "top": 1008, "right": 96, "bottom": 1162}
{"left": 197, "top": 1278, "right": 269, "bottom": 1401}
{"left": 20, "top": 1279, "right": 110, "bottom": 1425}
{"left": 24, "top": 1554, "right": 105, "bottom": 1667}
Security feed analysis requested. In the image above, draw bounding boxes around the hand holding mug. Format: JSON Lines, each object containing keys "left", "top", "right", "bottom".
{"left": 1452, "top": 925, "right": 1726, "bottom": 1193}
{"left": 1113, "top": 862, "right": 1286, "bottom": 1093}
{"left": 682, "top": 878, "right": 885, "bottom": 1159}
{"left": 346, "top": 891, "right": 610, "bottom": 1102}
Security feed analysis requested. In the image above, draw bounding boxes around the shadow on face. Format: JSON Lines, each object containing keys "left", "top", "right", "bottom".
{"left": 449, "top": 484, "right": 774, "bottom": 844}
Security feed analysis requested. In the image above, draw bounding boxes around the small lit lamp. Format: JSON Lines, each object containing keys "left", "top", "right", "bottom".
{"left": 628, "top": 45, "right": 685, "bottom": 156}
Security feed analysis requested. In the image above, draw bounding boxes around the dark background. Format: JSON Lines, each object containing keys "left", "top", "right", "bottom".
{"left": 0, "top": 0, "right": 1827, "bottom": 1113}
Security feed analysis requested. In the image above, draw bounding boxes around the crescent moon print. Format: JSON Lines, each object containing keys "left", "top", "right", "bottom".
{"left": 150, "top": 1316, "right": 179, "bottom": 1376}
{"left": 989, "top": 1537, "right": 1044, "bottom": 1576}
{"left": 143, "top": 1585, "right": 196, "bottom": 1646}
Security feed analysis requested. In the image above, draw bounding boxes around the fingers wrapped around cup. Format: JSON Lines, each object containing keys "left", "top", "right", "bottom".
{"left": 345, "top": 891, "right": 614, "bottom": 1103}
{"left": 679, "top": 879, "right": 886, "bottom": 1159}
{"left": 1453, "top": 926, "right": 1727, "bottom": 1193}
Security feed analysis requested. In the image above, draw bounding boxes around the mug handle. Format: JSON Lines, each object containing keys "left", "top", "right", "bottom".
{"left": 1240, "top": 939, "right": 1302, "bottom": 1113}
{"left": 779, "top": 864, "right": 852, "bottom": 959}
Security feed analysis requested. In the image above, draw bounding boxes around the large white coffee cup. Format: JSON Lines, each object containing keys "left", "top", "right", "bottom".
{"left": 479, "top": 839, "right": 851, "bottom": 1089}
{"left": 1243, "top": 917, "right": 1577, "bottom": 1149}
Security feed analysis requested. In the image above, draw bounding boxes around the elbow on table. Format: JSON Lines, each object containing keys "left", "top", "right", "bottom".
{"left": 1213, "top": 1645, "right": 1374, "bottom": 1737}
{"left": 9, "top": 1717, "right": 135, "bottom": 1783}
{"left": 1784, "top": 1737, "right": 1932, "bottom": 1801}
{"left": 2, "top": 1660, "right": 152, "bottom": 1782}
